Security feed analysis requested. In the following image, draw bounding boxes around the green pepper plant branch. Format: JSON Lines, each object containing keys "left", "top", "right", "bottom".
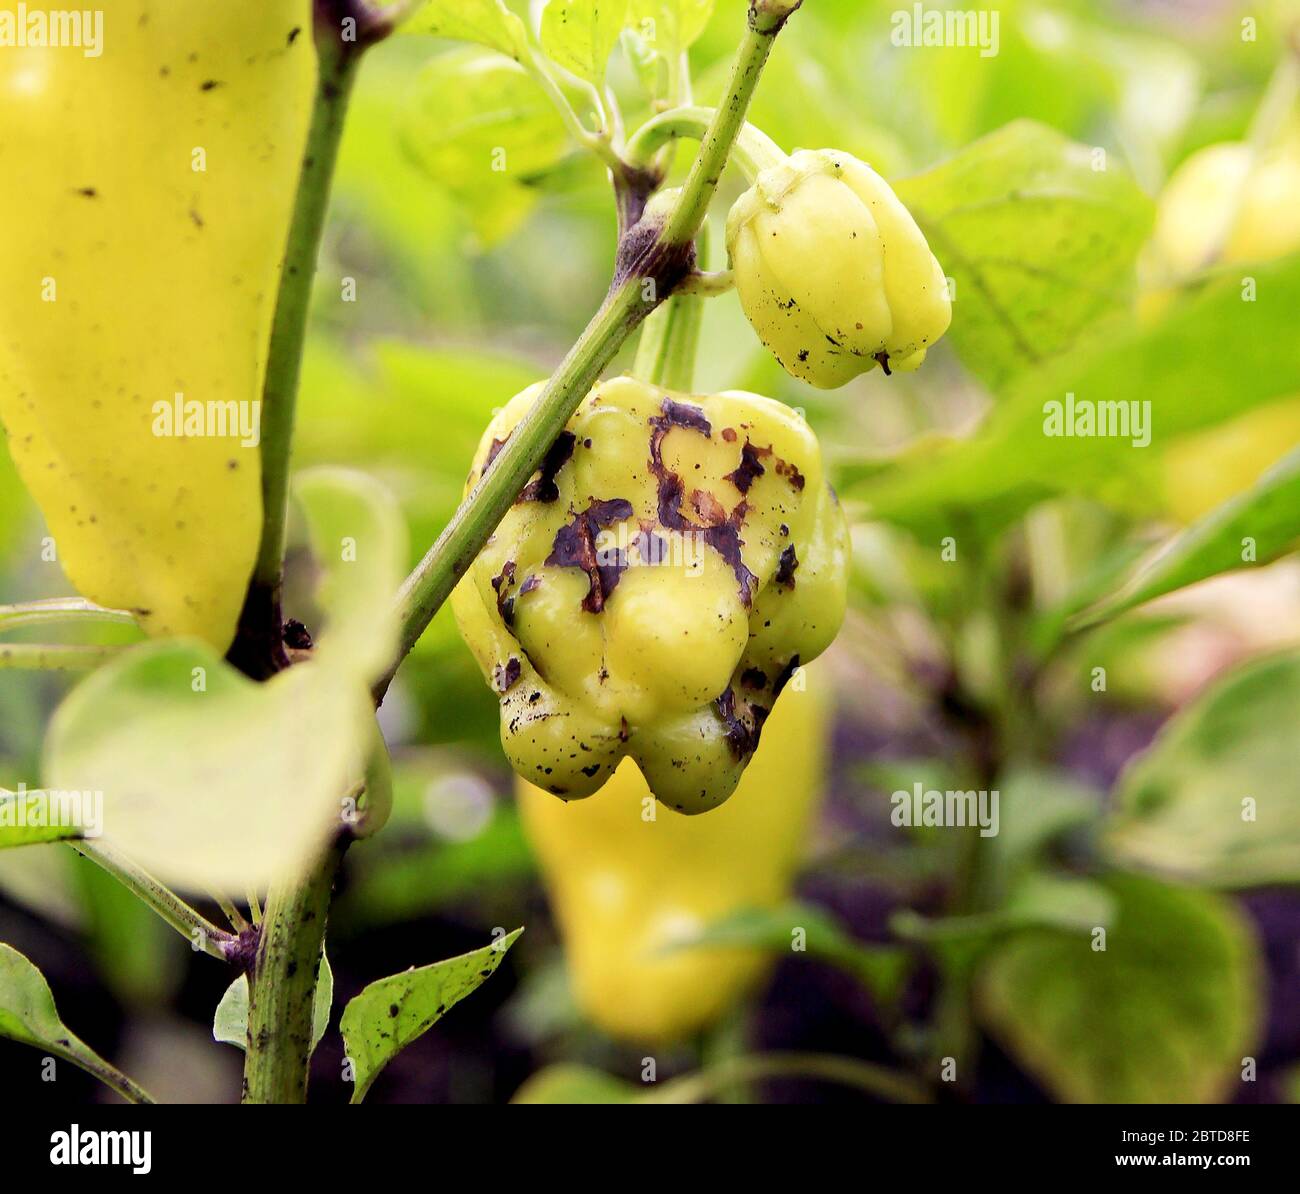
{"left": 230, "top": 0, "right": 810, "bottom": 1104}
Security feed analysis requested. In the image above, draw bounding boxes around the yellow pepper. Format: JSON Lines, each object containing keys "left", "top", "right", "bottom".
{"left": 1142, "top": 138, "right": 1300, "bottom": 521}
{"left": 725, "top": 149, "right": 952, "bottom": 388}
{"left": 518, "top": 665, "right": 829, "bottom": 1042}
{"left": 0, "top": 1, "right": 314, "bottom": 649}
{"left": 451, "top": 375, "right": 849, "bottom": 813}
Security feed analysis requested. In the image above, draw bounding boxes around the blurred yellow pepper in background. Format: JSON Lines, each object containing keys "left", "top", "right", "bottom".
{"left": 1142, "top": 138, "right": 1300, "bottom": 522}
{"left": 518, "top": 664, "right": 830, "bottom": 1043}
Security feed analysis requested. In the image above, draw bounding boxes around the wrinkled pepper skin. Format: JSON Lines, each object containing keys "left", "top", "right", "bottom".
{"left": 518, "top": 665, "right": 829, "bottom": 1043}
{"left": 726, "top": 149, "right": 951, "bottom": 388}
{"left": 0, "top": 2, "right": 314, "bottom": 650}
{"left": 451, "top": 376, "right": 849, "bottom": 813}
{"left": 1143, "top": 139, "right": 1300, "bottom": 521}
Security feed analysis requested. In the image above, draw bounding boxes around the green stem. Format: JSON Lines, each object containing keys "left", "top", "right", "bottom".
{"left": 633, "top": 224, "right": 711, "bottom": 391}
{"left": 0, "top": 598, "right": 135, "bottom": 633}
{"left": 524, "top": 47, "right": 624, "bottom": 173}
{"left": 627, "top": 105, "right": 785, "bottom": 181}
{"left": 632, "top": 293, "right": 702, "bottom": 391}
{"left": 232, "top": 35, "right": 362, "bottom": 678}
{"left": 69, "top": 841, "right": 235, "bottom": 962}
{"left": 242, "top": 838, "right": 346, "bottom": 1104}
{"left": 651, "top": 1052, "right": 932, "bottom": 1105}
{"left": 0, "top": 643, "right": 125, "bottom": 671}
{"left": 67, "top": 1049, "right": 156, "bottom": 1106}
{"left": 375, "top": 281, "right": 648, "bottom": 701}
{"left": 376, "top": 3, "right": 797, "bottom": 701}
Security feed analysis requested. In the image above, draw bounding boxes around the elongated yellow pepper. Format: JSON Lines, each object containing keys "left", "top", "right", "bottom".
{"left": 0, "top": 1, "right": 314, "bottom": 649}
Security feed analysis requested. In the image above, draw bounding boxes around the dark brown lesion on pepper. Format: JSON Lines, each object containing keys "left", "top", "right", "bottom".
{"left": 714, "top": 687, "right": 771, "bottom": 760}
{"left": 648, "top": 399, "right": 759, "bottom": 605}
{"left": 518, "top": 431, "right": 576, "bottom": 503}
{"left": 775, "top": 544, "right": 799, "bottom": 589}
{"left": 546, "top": 497, "right": 636, "bottom": 613}
{"left": 491, "top": 560, "right": 517, "bottom": 626}
{"left": 493, "top": 656, "right": 522, "bottom": 693}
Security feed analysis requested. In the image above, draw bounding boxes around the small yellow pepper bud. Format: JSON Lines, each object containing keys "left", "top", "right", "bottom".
{"left": 726, "top": 149, "right": 951, "bottom": 388}
{"left": 451, "top": 376, "right": 849, "bottom": 813}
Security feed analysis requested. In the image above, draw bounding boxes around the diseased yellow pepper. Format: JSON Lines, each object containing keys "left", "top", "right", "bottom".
{"left": 725, "top": 149, "right": 952, "bottom": 388}
{"left": 1142, "top": 138, "right": 1300, "bottom": 521}
{"left": 518, "top": 665, "right": 829, "bottom": 1042}
{"left": 451, "top": 375, "right": 848, "bottom": 813}
{"left": 0, "top": 1, "right": 314, "bottom": 650}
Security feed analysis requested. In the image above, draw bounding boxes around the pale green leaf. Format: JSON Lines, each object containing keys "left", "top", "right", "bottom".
{"left": 42, "top": 470, "right": 406, "bottom": 893}
{"left": 540, "top": 0, "right": 629, "bottom": 85}
{"left": 394, "top": 0, "right": 527, "bottom": 60}
{"left": 44, "top": 643, "right": 365, "bottom": 893}
{"left": 978, "top": 874, "right": 1260, "bottom": 1104}
{"left": 629, "top": 0, "right": 714, "bottom": 57}
{"left": 342, "top": 928, "right": 523, "bottom": 1103}
{"left": 399, "top": 49, "right": 573, "bottom": 243}
{"left": 294, "top": 467, "right": 408, "bottom": 680}
{"left": 896, "top": 120, "right": 1154, "bottom": 392}
{"left": 215, "top": 952, "right": 333, "bottom": 1055}
{"left": 1070, "top": 447, "right": 1300, "bottom": 631}
{"left": 0, "top": 942, "right": 152, "bottom": 1103}
{"left": 1106, "top": 652, "right": 1300, "bottom": 888}
{"left": 0, "top": 787, "right": 86, "bottom": 849}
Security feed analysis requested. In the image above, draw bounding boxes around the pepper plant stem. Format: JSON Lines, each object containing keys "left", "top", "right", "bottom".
{"left": 0, "top": 643, "right": 126, "bottom": 671}
{"left": 69, "top": 840, "right": 235, "bottom": 962}
{"left": 378, "top": 2, "right": 799, "bottom": 701}
{"left": 231, "top": 36, "right": 361, "bottom": 679}
{"left": 653, "top": 1051, "right": 932, "bottom": 1105}
{"left": 243, "top": 837, "right": 347, "bottom": 1104}
{"left": 627, "top": 106, "right": 786, "bottom": 181}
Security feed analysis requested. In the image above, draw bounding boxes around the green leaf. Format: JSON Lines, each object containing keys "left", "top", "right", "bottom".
{"left": 848, "top": 252, "right": 1300, "bottom": 534}
{"left": 1070, "top": 446, "right": 1300, "bottom": 631}
{"left": 512, "top": 1063, "right": 639, "bottom": 1103}
{"left": 0, "top": 787, "right": 86, "bottom": 849}
{"left": 662, "top": 902, "right": 908, "bottom": 1007}
{"left": 399, "top": 49, "right": 574, "bottom": 244}
{"left": 341, "top": 927, "right": 523, "bottom": 1103}
{"left": 893, "top": 874, "right": 1116, "bottom": 975}
{"left": 978, "top": 874, "right": 1260, "bottom": 1104}
{"left": 540, "top": 0, "right": 629, "bottom": 86}
{"left": 0, "top": 942, "right": 152, "bottom": 1103}
{"left": 215, "top": 952, "right": 333, "bottom": 1056}
{"left": 896, "top": 120, "right": 1153, "bottom": 392}
{"left": 44, "top": 643, "right": 362, "bottom": 893}
{"left": 394, "top": 0, "right": 528, "bottom": 60}
{"left": 629, "top": 0, "right": 713, "bottom": 57}
{"left": 1106, "top": 651, "right": 1300, "bottom": 888}
{"left": 294, "top": 467, "right": 408, "bottom": 680}
{"left": 988, "top": 767, "right": 1103, "bottom": 880}
{"left": 42, "top": 470, "right": 406, "bottom": 893}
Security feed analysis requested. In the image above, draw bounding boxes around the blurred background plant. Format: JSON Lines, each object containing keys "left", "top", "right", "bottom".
{"left": 2, "top": 0, "right": 1300, "bottom": 1104}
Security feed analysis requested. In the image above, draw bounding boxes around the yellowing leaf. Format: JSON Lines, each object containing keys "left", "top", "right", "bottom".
{"left": 541, "top": 0, "right": 629, "bottom": 85}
